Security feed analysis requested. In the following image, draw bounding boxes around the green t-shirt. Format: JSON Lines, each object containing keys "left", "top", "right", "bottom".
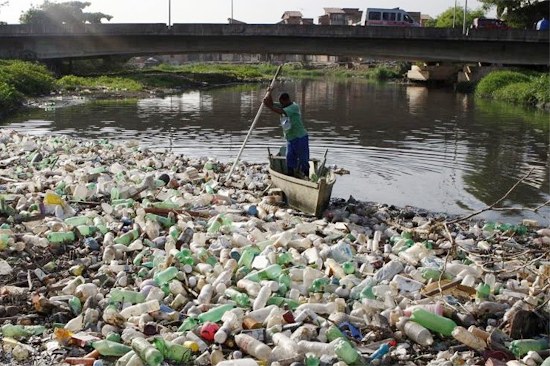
{"left": 278, "top": 102, "right": 307, "bottom": 141}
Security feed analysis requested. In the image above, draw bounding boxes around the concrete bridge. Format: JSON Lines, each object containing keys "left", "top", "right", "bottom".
{"left": 0, "top": 23, "right": 548, "bottom": 65}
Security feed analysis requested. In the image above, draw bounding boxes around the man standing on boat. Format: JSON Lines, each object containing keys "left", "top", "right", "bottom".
{"left": 263, "top": 91, "right": 310, "bottom": 178}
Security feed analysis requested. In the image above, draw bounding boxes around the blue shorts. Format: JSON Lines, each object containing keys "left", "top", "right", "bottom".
{"left": 287, "top": 135, "right": 309, "bottom": 176}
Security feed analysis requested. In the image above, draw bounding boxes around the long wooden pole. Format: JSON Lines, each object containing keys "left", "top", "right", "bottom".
{"left": 225, "top": 65, "right": 283, "bottom": 181}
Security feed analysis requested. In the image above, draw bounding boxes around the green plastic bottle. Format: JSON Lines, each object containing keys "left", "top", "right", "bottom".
{"left": 109, "top": 289, "right": 146, "bottom": 304}
{"left": 266, "top": 296, "right": 299, "bottom": 310}
{"left": 225, "top": 288, "right": 251, "bottom": 308}
{"left": 334, "top": 338, "right": 361, "bottom": 364}
{"left": 342, "top": 261, "right": 355, "bottom": 274}
{"left": 476, "top": 283, "right": 490, "bottom": 300}
{"left": 244, "top": 264, "right": 283, "bottom": 282}
{"left": 196, "top": 248, "right": 218, "bottom": 266}
{"left": 131, "top": 337, "right": 164, "bottom": 366}
{"left": 326, "top": 324, "right": 347, "bottom": 342}
{"left": 114, "top": 229, "right": 139, "bottom": 245}
{"left": 76, "top": 225, "right": 97, "bottom": 237}
{"left": 238, "top": 246, "right": 261, "bottom": 269}
{"left": 64, "top": 216, "right": 90, "bottom": 226}
{"left": 152, "top": 337, "right": 193, "bottom": 363}
{"left": 177, "top": 316, "right": 198, "bottom": 332}
{"left": 509, "top": 339, "right": 549, "bottom": 357}
{"left": 1, "top": 324, "right": 45, "bottom": 339}
{"left": 47, "top": 231, "right": 76, "bottom": 244}
{"left": 197, "top": 303, "right": 235, "bottom": 323}
{"left": 410, "top": 308, "right": 457, "bottom": 337}
{"left": 145, "top": 213, "right": 174, "bottom": 228}
{"left": 92, "top": 340, "right": 132, "bottom": 356}
{"left": 153, "top": 267, "right": 178, "bottom": 286}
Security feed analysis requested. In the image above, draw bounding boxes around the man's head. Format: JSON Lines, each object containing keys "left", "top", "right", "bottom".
{"left": 279, "top": 93, "right": 292, "bottom": 107}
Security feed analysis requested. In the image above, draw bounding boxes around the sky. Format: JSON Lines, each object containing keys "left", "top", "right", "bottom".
{"left": 1, "top": 0, "right": 494, "bottom": 25}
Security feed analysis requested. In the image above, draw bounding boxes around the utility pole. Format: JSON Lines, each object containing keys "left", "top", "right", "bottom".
{"left": 230, "top": 0, "right": 234, "bottom": 23}
{"left": 168, "top": 0, "right": 171, "bottom": 26}
{"left": 463, "top": 0, "right": 468, "bottom": 34}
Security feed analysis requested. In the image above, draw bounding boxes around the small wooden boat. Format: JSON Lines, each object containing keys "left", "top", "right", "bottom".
{"left": 268, "top": 149, "right": 336, "bottom": 217}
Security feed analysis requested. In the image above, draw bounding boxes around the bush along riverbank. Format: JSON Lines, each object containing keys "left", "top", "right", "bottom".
{"left": 475, "top": 70, "right": 550, "bottom": 110}
{"left": 0, "top": 60, "right": 407, "bottom": 118}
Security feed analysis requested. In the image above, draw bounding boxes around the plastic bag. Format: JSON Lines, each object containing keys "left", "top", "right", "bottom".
{"left": 280, "top": 117, "right": 292, "bottom": 131}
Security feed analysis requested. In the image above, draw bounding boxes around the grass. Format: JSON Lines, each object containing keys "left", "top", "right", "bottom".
{"left": 56, "top": 75, "right": 143, "bottom": 92}
{"left": 475, "top": 70, "right": 549, "bottom": 107}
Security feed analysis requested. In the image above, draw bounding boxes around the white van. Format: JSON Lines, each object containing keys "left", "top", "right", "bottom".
{"left": 365, "top": 8, "right": 420, "bottom": 27}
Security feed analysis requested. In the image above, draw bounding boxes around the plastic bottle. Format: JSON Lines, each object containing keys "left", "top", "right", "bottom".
{"left": 253, "top": 285, "right": 271, "bottom": 311}
{"left": 399, "top": 318, "right": 433, "bottom": 346}
{"left": 131, "top": 337, "right": 163, "bottom": 366}
{"left": 217, "top": 360, "right": 259, "bottom": 366}
{"left": 197, "top": 303, "right": 235, "bottom": 323}
{"left": 369, "top": 341, "right": 395, "bottom": 362}
{"left": 153, "top": 267, "right": 178, "bottom": 286}
{"left": 152, "top": 337, "right": 193, "bottom": 363}
{"left": 244, "top": 264, "right": 283, "bottom": 282}
{"left": 295, "top": 302, "right": 336, "bottom": 315}
{"left": 114, "top": 229, "right": 139, "bottom": 245}
{"left": 297, "top": 340, "right": 337, "bottom": 357}
{"left": 374, "top": 260, "right": 404, "bottom": 282}
{"left": 509, "top": 339, "right": 549, "bottom": 358}
{"left": 326, "top": 324, "right": 347, "bottom": 342}
{"left": 92, "top": 340, "right": 132, "bottom": 356}
{"left": 333, "top": 338, "right": 361, "bottom": 364}
{"left": 403, "top": 302, "right": 444, "bottom": 317}
{"left": 272, "top": 333, "right": 300, "bottom": 353}
{"left": 47, "top": 231, "right": 76, "bottom": 244}
{"left": 234, "top": 333, "right": 272, "bottom": 360}
{"left": 120, "top": 300, "right": 160, "bottom": 319}
{"left": 109, "top": 289, "right": 146, "bottom": 304}
{"left": 1, "top": 324, "right": 45, "bottom": 339}
{"left": 451, "top": 326, "right": 487, "bottom": 351}
{"left": 410, "top": 308, "right": 457, "bottom": 336}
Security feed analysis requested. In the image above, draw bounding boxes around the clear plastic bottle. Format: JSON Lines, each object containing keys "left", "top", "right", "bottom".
{"left": 451, "top": 326, "right": 487, "bottom": 351}
{"left": 297, "top": 340, "right": 337, "bottom": 357}
{"left": 295, "top": 302, "right": 337, "bottom": 315}
{"left": 217, "top": 360, "right": 259, "bottom": 366}
{"left": 234, "top": 333, "right": 272, "bottom": 360}
{"left": 110, "top": 289, "right": 146, "bottom": 304}
{"left": 398, "top": 318, "right": 433, "bottom": 346}
{"left": 120, "top": 300, "right": 161, "bottom": 319}
{"left": 272, "top": 332, "right": 300, "bottom": 353}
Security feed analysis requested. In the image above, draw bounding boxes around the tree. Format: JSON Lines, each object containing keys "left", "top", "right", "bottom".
{"left": 424, "top": 6, "right": 485, "bottom": 28}
{"left": 479, "top": 0, "right": 549, "bottom": 28}
{"left": 20, "top": 1, "right": 112, "bottom": 26}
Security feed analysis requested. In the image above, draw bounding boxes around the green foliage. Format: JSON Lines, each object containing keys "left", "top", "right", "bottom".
{"left": 0, "top": 80, "right": 22, "bottom": 112}
{"left": 475, "top": 70, "right": 530, "bottom": 97}
{"left": 366, "top": 66, "right": 401, "bottom": 81}
{"left": 479, "top": 0, "right": 548, "bottom": 28}
{"left": 476, "top": 70, "right": 549, "bottom": 107}
{"left": 0, "top": 60, "right": 55, "bottom": 96}
{"left": 429, "top": 6, "right": 486, "bottom": 28}
{"left": 493, "top": 81, "right": 536, "bottom": 104}
{"left": 20, "top": 0, "right": 112, "bottom": 25}
{"left": 56, "top": 75, "right": 143, "bottom": 91}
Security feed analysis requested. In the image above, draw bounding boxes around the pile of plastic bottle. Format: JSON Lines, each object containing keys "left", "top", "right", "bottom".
{"left": 0, "top": 130, "right": 548, "bottom": 366}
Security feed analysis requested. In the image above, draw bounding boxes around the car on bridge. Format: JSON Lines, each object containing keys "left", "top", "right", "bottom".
{"left": 364, "top": 8, "right": 421, "bottom": 27}
{"left": 471, "top": 17, "right": 509, "bottom": 30}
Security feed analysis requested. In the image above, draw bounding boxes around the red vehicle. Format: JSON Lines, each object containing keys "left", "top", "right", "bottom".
{"left": 471, "top": 17, "right": 509, "bottom": 29}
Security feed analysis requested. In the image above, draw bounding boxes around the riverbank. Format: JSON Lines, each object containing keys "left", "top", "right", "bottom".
{"left": 0, "top": 130, "right": 549, "bottom": 366}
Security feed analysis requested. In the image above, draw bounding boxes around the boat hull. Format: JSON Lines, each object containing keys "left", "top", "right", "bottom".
{"left": 268, "top": 165, "right": 335, "bottom": 217}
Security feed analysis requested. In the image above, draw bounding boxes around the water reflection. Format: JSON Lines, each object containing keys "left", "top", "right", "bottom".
{"left": 1, "top": 79, "right": 548, "bottom": 224}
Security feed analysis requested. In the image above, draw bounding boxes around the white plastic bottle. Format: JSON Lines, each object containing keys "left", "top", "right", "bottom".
{"left": 297, "top": 340, "right": 337, "bottom": 357}
{"left": 451, "top": 326, "right": 487, "bottom": 351}
{"left": 253, "top": 285, "right": 271, "bottom": 311}
{"left": 295, "top": 302, "right": 336, "bottom": 315}
{"left": 120, "top": 300, "right": 160, "bottom": 319}
{"left": 216, "top": 359, "right": 259, "bottom": 366}
{"left": 234, "top": 334, "right": 272, "bottom": 361}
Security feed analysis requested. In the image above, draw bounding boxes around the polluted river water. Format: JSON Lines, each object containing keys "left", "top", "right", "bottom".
{"left": 1, "top": 79, "right": 549, "bottom": 226}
